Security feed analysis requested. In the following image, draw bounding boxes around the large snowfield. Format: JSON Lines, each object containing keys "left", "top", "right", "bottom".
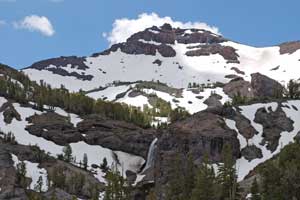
{"left": 23, "top": 38, "right": 300, "bottom": 93}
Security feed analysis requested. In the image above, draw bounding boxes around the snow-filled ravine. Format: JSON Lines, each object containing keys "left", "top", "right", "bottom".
{"left": 225, "top": 100, "right": 300, "bottom": 181}
{"left": 0, "top": 97, "right": 145, "bottom": 184}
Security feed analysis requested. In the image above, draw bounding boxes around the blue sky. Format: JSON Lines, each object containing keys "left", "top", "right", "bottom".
{"left": 0, "top": 0, "right": 299, "bottom": 69}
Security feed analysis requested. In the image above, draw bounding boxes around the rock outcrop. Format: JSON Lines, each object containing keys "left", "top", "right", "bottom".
{"left": 153, "top": 108, "right": 240, "bottom": 199}
{"left": 223, "top": 78, "right": 254, "bottom": 99}
{"left": 251, "top": 73, "right": 283, "bottom": 98}
{"left": 254, "top": 104, "right": 294, "bottom": 152}
{"left": 0, "top": 101, "right": 21, "bottom": 124}
{"left": 25, "top": 112, "right": 156, "bottom": 159}
{"left": 78, "top": 114, "right": 157, "bottom": 158}
{"left": 279, "top": 41, "right": 300, "bottom": 55}
{"left": 186, "top": 44, "right": 239, "bottom": 63}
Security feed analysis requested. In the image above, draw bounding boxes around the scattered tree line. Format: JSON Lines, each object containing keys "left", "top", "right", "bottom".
{"left": 0, "top": 73, "right": 152, "bottom": 128}
{"left": 250, "top": 140, "right": 300, "bottom": 200}
{"left": 164, "top": 145, "right": 241, "bottom": 200}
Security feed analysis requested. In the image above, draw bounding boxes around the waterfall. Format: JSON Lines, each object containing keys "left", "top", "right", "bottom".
{"left": 142, "top": 138, "right": 158, "bottom": 173}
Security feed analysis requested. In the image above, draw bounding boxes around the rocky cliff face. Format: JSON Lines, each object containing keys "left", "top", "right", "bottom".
{"left": 25, "top": 112, "right": 156, "bottom": 159}
{"left": 153, "top": 108, "right": 240, "bottom": 199}
{"left": 97, "top": 23, "right": 227, "bottom": 59}
{"left": 251, "top": 73, "right": 284, "bottom": 98}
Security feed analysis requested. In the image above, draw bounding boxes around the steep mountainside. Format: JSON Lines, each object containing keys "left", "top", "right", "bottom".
{"left": 23, "top": 23, "right": 300, "bottom": 92}
{"left": 1, "top": 24, "right": 300, "bottom": 200}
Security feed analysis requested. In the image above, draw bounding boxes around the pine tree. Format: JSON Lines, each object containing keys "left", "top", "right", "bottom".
{"left": 217, "top": 144, "right": 239, "bottom": 200}
{"left": 34, "top": 175, "right": 44, "bottom": 193}
{"left": 16, "top": 161, "right": 27, "bottom": 188}
{"left": 165, "top": 155, "right": 185, "bottom": 200}
{"left": 183, "top": 154, "right": 195, "bottom": 200}
{"left": 62, "top": 144, "right": 73, "bottom": 163}
{"left": 104, "top": 163, "right": 130, "bottom": 200}
{"left": 191, "top": 154, "right": 217, "bottom": 200}
{"left": 83, "top": 153, "right": 88, "bottom": 170}
{"left": 100, "top": 157, "right": 109, "bottom": 172}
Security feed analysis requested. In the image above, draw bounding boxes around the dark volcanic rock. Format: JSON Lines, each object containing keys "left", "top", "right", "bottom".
{"left": 95, "top": 23, "right": 226, "bottom": 58}
{"left": 0, "top": 146, "right": 28, "bottom": 200}
{"left": 231, "top": 67, "right": 245, "bottom": 75}
{"left": 223, "top": 78, "right": 255, "bottom": 99}
{"left": 25, "top": 112, "right": 155, "bottom": 159}
{"left": 241, "top": 145, "right": 263, "bottom": 161}
{"left": 78, "top": 115, "right": 156, "bottom": 158}
{"left": 26, "top": 56, "right": 89, "bottom": 70}
{"left": 153, "top": 109, "right": 240, "bottom": 199}
{"left": 203, "top": 94, "right": 223, "bottom": 108}
{"left": 0, "top": 101, "right": 21, "bottom": 124}
{"left": 99, "top": 41, "right": 176, "bottom": 57}
{"left": 24, "top": 56, "right": 93, "bottom": 81}
{"left": 43, "top": 188, "right": 74, "bottom": 200}
{"left": 223, "top": 107, "right": 258, "bottom": 139}
{"left": 251, "top": 73, "right": 284, "bottom": 98}
{"left": 25, "top": 112, "right": 83, "bottom": 145}
{"left": 186, "top": 44, "right": 239, "bottom": 63}
{"left": 153, "top": 59, "right": 162, "bottom": 66}
{"left": 279, "top": 41, "right": 300, "bottom": 55}
{"left": 46, "top": 67, "right": 93, "bottom": 81}
{"left": 254, "top": 104, "right": 294, "bottom": 152}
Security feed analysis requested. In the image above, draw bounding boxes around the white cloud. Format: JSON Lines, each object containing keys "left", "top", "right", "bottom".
{"left": 103, "top": 12, "right": 220, "bottom": 46}
{"left": 14, "top": 15, "right": 55, "bottom": 37}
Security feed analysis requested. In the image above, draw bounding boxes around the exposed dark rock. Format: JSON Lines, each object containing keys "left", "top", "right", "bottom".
{"left": 25, "top": 56, "right": 89, "bottom": 70}
{"left": 241, "top": 145, "right": 263, "bottom": 161}
{"left": 0, "top": 102, "right": 21, "bottom": 124}
{"left": 0, "top": 145, "right": 28, "bottom": 200}
{"left": 251, "top": 73, "right": 284, "bottom": 98}
{"left": 203, "top": 94, "right": 223, "bottom": 108}
{"left": 231, "top": 67, "right": 245, "bottom": 75}
{"left": 254, "top": 104, "right": 294, "bottom": 152}
{"left": 25, "top": 112, "right": 83, "bottom": 146}
{"left": 24, "top": 56, "right": 93, "bottom": 81}
{"left": 176, "top": 30, "right": 226, "bottom": 44}
{"left": 25, "top": 112, "right": 156, "bottom": 159}
{"left": 46, "top": 67, "right": 93, "bottom": 81}
{"left": 78, "top": 115, "right": 157, "bottom": 158}
{"left": 224, "top": 74, "right": 241, "bottom": 80}
{"left": 153, "top": 109, "right": 240, "bottom": 199}
{"left": 98, "top": 41, "right": 176, "bottom": 58}
{"left": 196, "top": 95, "right": 204, "bottom": 99}
{"left": 222, "top": 107, "right": 258, "bottom": 140}
{"left": 270, "top": 65, "right": 280, "bottom": 71}
{"left": 128, "top": 90, "right": 143, "bottom": 98}
{"left": 153, "top": 59, "right": 162, "bottom": 66}
{"left": 126, "top": 170, "right": 137, "bottom": 185}
{"left": 43, "top": 188, "right": 74, "bottom": 200}
{"left": 223, "top": 78, "right": 254, "bottom": 99}
{"left": 279, "top": 41, "right": 300, "bottom": 54}
{"left": 0, "top": 139, "right": 104, "bottom": 199}
{"left": 94, "top": 23, "right": 226, "bottom": 58}
{"left": 185, "top": 44, "right": 239, "bottom": 63}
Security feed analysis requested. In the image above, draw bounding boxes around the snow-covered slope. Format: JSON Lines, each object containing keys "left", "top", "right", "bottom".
{"left": 0, "top": 97, "right": 145, "bottom": 184}
{"left": 225, "top": 100, "right": 300, "bottom": 181}
{"left": 23, "top": 24, "right": 300, "bottom": 94}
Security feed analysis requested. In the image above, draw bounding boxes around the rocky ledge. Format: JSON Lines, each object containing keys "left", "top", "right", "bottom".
{"left": 25, "top": 112, "right": 156, "bottom": 159}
